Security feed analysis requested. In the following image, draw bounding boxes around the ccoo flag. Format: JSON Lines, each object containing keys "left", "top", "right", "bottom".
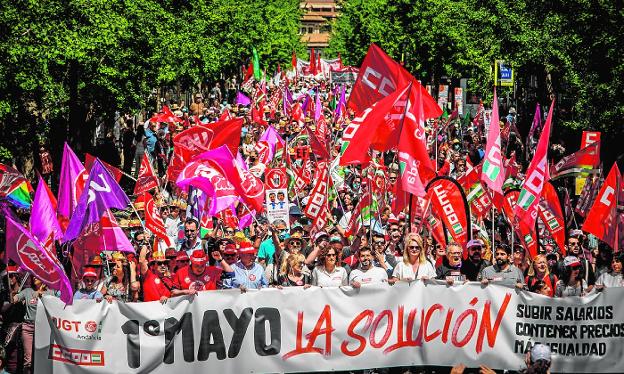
{"left": 514, "top": 100, "right": 555, "bottom": 230}
{"left": 481, "top": 88, "right": 506, "bottom": 206}
{"left": 63, "top": 159, "right": 131, "bottom": 242}
{"left": 582, "top": 163, "right": 621, "bottom": 250}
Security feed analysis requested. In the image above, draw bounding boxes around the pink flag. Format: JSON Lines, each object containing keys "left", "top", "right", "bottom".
{"left": 515, "top": 100, "right": 555, "bottom": 229}
{"left": 236, "top": 91, "right": 251, "bottom": 106}
{"left": 80, "top": 210, "right": 135, "bottom": 253}
{"left": 176, "top": 159, "right": 239, "bottom": 215}
{"left": 57, "top": 143, "right": 88, "bottom": 232}
{"left": 258, "top": 126, "right": 285, "bottom": 161}
{"left": 30, "top": 176, "right": 63, "bottom": 254}
{"left": 314, "top": 90, "right": 322, "bottom": 122}
{"left": 195, "top": 146, "right": 265, "bottom": 212}
{"left": 481, "top": 88, "right": 506, "bottom": 208}
{"left": 5, "top": 215, "right": 73, "bottom": 305}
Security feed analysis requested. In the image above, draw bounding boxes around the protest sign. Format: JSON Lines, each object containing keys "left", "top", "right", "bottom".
{"left": 265, "top": 188, "right": 289, "bottom": 228}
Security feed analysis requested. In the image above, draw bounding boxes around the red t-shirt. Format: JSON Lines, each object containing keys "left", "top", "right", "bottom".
{"left": 142, "top": 271, "right": 172, "bottom": 302}
{"left": 172, "top": 265, "right": 223, "bottom": 291}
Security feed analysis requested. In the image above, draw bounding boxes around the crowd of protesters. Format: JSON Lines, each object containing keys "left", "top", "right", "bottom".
{"left": 0, "top": 70, "right": 619, "bottom": 374}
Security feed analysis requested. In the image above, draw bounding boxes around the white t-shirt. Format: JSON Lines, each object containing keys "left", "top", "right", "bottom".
{"left": 349, "top": 266, "right": 388, "bottom": 285}
{"left": 392, "top": 260, "right": 436, "bottom": 281}
{"left": 311, "top": 266, "right": 348, "bottom": 287}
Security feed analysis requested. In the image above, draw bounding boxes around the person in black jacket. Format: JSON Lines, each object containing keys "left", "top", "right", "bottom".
{"left": 461, "top": 239, "right": 492, "bottom": 281}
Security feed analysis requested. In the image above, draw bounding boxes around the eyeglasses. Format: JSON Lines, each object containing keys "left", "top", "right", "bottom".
{"left": 156, "top": 261, "right": 168, "bottom": 266}
{"left": 185, "top": 229, "right": 196, "bottom": 233}
{"left": 225, "top": 230, "right": 234, "bottom": 234}
{"left": 83, "top": 278, "right": 96, "bottom": 283}
{"left": 289, "top": 242, "right": 302, "bottom": 247}
{"left": 373, "top": 241, "right": 385, "bottom": 246}
{"left": 326, "top": 253, "right": 337, "bottom": 257}
{"left": 408, "top": 245, "right": 421, "bottom": 250}
{"left": 177, "top": 259, "right": 190, "bottom": 263}
{"left": 390, "top": 228, "right": 400, "bottom": 232}
{"left": 569, "top": 242, "right": 580, "bottom": 247}
{"left": 224, "top": 254, "right": 236, "bottom": 257}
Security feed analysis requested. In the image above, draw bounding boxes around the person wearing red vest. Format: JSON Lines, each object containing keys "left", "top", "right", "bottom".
{"left": 142, "top": 252, "right": 173, "bottom": 303}
{"left": 171, "top": 250, "right": 234, "bottom": 295}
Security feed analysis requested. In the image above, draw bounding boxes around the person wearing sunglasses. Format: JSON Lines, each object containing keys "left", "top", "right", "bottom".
{"left": 73, "top": 268, "right": 104, "bottom": 301}
{"left": 390, "top": 233, "right": 436, "bottom": 283}
{"left": 142, "top": 252, "right": 173, "bottom": 303}
{"left": 311, "top": 245, "right": 348, "bottom": 287}
{"left": 179, "top": 218, "right": 202, "bottom": 256}
{"left": 461, "top": 239, "right": 491, "bottom": 281}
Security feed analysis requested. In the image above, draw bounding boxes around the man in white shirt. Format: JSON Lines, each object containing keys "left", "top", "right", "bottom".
{"left": 349, "top": 247, "right": 388, "bottom": 288}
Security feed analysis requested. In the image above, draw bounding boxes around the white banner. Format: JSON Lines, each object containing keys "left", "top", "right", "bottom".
{"left": 35, "top": 282, "right": 624, "bottom": 373}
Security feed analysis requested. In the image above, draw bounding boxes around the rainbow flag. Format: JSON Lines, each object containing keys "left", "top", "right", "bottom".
{"left": 0, "top": 163, "right": 33, "bottom": 208}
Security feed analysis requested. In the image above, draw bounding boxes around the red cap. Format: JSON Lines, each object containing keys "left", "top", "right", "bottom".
{"left": 176, "top": 252, "right": 190, "bottom": 262}
{"left": 190, "top": 250, "right": 207, "bottom": 265}
{"left": 82, "top": 267, "right": 98, "bottom": 278}
{"left": 223, "top": 244, "right": 237, "bottom": 255}
{"left": 238, "top": 241, "right": 256, "bottom": 255}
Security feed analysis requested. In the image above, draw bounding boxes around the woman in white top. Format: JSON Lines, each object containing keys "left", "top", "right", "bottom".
{"left": 390, "top": 233, "right": 436, "bottom": 283}
{"left": 596, "top": 253, "right": 624, "bottom": 289}
{"left": 311, "top": 246, "right": 348, "bottom": 287}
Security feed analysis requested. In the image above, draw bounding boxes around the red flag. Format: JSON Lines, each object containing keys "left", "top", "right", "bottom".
{"left": 143, "top": 192, "right": 172, "bottom": 247}
{"left": 85, "top": 153, "right": 122, "bottom": 182}
{"left": 579, "top": 131, "right": 601, "bottom": 168}
{"left": 458, "top": 164, "right": 492, "bottom": 220}
{"left": 134, "top": 154, "right": 159, "bottom": 195}
{"left": 167, "top": 144, "right": 193, "bottom": 183}
{"left": 397, "top": 83, "right": 436, "bottom": 196}
{"left": 582, "top": 163, "right": 621, "bottom": 250}
{"left": 426, "top": 177, "right": 471, "bottom": 252}
{"left": 340, "top": 84, "right": 411, "bottom": 166}
{"left": 537, "top": 182, "right": 566, "bottom": 254}
{"left": 304, "top": 161, "right": 330, "bottom": 219}
{"left": 515, "top": 101, "right": 554, "bottom": 229}
{"left": 427, "top": 213, "right": 447, "bottom": 249}
{"left": 504, "top": 189, "right": 539, "bottom": 259}
{"left": 348, "top": 44, "right": 441, "bottom": 119}
{"left": 219, "top": 109, "right": 232, "bottom": 122}
{"left": 305, "top": 127, "right": 330, "bottom": 161}
{"left": 481, "top": 88, "right": 505, "bottom": 208}
{"left": 550, "top": 141, "right": 600, "bottom": 179}
{"left": 292, "top": 51, "right": 297, "bottom": 70}
{"left": 309, "top": 48, "right": 316, "bottom": 75}
{"left": 174, "top": 118, "right": 243, "bottom": 157}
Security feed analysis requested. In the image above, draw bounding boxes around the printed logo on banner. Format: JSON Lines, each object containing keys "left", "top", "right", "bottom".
{"left": 53, "top": 317, "right": 103, "bottom": 341}
{"left": 49, "top": 344, "right": 105, "bottom": 366}
{"left": 265, "top": 168, "right": 288, "bottom": 189}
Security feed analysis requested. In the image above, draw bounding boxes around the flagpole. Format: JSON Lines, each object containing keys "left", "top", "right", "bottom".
{"left": 491, "top": 208, "right": 495, "bottom": 248}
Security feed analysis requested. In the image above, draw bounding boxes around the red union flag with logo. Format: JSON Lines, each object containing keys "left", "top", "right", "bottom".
{"left": 5, "top": 215, "right": 73, "bottom": 304}
{"left": 515, "top": 101, "right": 554, "bottom": 230}
{"left": 143, "top": 192, "right": 172, "bottom": 247}
{"left": 582, "top": 163, "right": 621, "bottom": 250}
{"left": 134, "top": 154, "right": 159, "bottom": 195}
{"left": 537, "top": 182, "right": 566, "bottom": 254}
{"left": 504, "top": 189, "right": 539, "bottom": 259}
{"left": 481, "top": 88, "right": 505, "bottom": 208}
{"left": 348, "top": 44, "right": 441, "bottom": 119}
{"left": 426, "top": 177, "right": 470, "bottom": 251}
{"left": 304, "top": 161, "right": 330, "bottom": 219}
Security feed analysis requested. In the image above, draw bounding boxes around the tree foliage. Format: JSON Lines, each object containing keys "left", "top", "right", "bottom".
{"left": 328, "top": 0, "right": 624, "bottom": 157}
{"left": 0, "top": 0, "right": 303, "bottom": 172}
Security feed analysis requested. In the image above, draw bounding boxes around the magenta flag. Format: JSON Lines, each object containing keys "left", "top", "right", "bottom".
{"left": 80, "top": 210, "right": 135, "bottom": 253}
{"left": 195, "top": 146, "right": 265, "bottom": 212}
{"left": 236, "top": 91, "right": 251, "bottom": 106}
{"left": 481, "top": 87, "right": 506, "bottom": 200}
{"left": 528, "top": 103, "right": 542, "bottom": 140}
{"left": 176, "top": 159, "right": 238, "bottom": 215}
{"left": 314, "top": 90, "right": 322, "bottom": 122}
{"left": 258, "top": 126, "right": 285, "bottom": 161}
{"left": 30, "top": 176, "right": 63, "bottom": 249}
{"left": 63, "top": 159, "right": 131, "bottom": 242}
{"left": 334, "top": 84, "right": 346, "bottom": 119}
{"left": 57, "top": 143, "right": 88, "bottom": 231}
{"left": 5, "top": 215, "right": 73, "bottom": 305}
